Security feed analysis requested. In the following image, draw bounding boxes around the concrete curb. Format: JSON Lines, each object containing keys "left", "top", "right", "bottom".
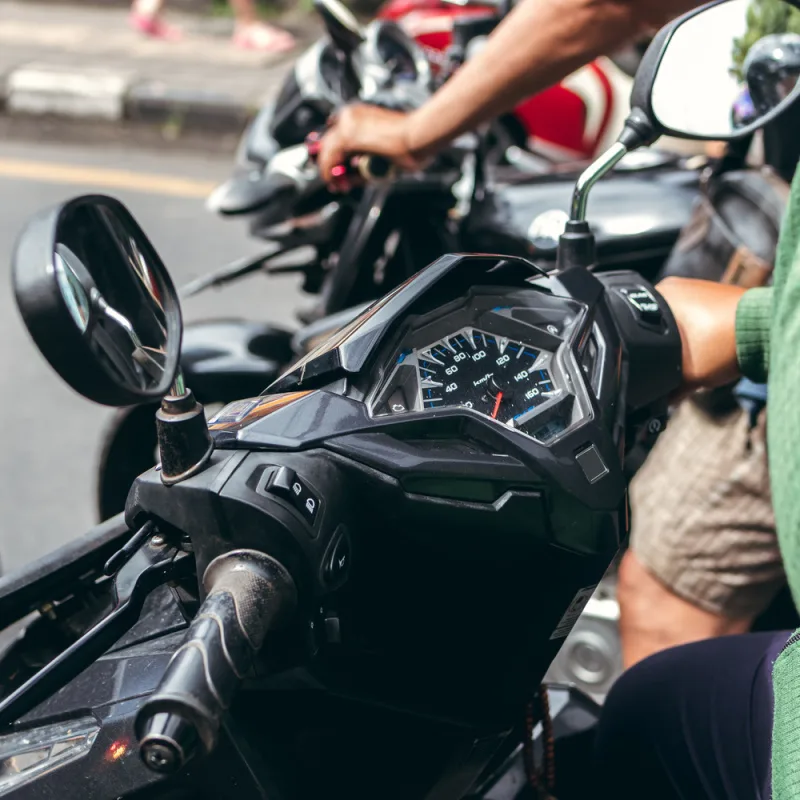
{"left": 0, "top": 62, "right": 260, "bottom": 139}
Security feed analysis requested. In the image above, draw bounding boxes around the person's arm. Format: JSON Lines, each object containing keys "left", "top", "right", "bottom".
{"left": 318, "top": 0, "right": 704, "bottom": 179}
{"left": 654, "top": 277, "right": 751, "bottom": 391}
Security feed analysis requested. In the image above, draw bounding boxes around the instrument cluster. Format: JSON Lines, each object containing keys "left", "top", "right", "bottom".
{"left": 370, "top": 291, "right": 598, "bottom": 445}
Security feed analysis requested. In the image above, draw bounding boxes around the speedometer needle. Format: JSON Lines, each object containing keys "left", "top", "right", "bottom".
{"left": 491, "top": 392, "right": 503, "bottom": 420}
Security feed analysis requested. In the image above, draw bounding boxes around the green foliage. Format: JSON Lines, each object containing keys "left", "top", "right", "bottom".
{"left": 731, "top": 0, "right": 800, "bottom": 78}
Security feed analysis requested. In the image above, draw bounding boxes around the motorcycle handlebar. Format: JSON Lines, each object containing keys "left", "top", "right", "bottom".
{"left": 305, "top": 132, "right": 397, "bottom": 188}
{"left": 136, "top": 549, "right": 296, "bottom": 774}
{"left": 352, "top": 154, "right": 395, "bottom": 181}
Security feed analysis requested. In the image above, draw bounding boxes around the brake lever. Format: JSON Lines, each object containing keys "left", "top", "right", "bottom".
{"left": 179, "top": 246, "right": 281, "bottom": 299}
{"left": 0, "top": 536, "right": 193, "bottom": 728}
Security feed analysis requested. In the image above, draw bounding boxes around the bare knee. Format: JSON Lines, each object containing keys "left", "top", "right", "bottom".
{"left": 617, "top": 550, "right": 751, "bottom": 669}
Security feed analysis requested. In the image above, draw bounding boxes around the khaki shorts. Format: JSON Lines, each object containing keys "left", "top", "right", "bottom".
{"left": 629, "top": 397, "right": 782, "bottom": 619}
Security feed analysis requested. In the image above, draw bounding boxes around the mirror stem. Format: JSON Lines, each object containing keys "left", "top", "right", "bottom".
{"left": 570, "top": 141, "right": 629, "bottom": 222}
{"left": 557, "top": 141, "right": 629, "bottom": 271}
{"left": 171, "top": 371, "right": 186, "bottom": 398}
{"left": 156, "top": 373, "right": 213, "bottom": 486}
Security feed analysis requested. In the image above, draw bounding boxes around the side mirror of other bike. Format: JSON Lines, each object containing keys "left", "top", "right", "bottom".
{"left": 314, "top": 0, "right": 365, "bottom": 56}
{"left": 12, "top": 195, "right": 183, "bottom": 407}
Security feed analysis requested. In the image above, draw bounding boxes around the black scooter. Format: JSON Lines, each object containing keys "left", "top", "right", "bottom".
{"left": 95, "top": 0, "right": 702, "bottom": 522}
{"left": 3, "top": 2, "right": 793, "bottom": 797}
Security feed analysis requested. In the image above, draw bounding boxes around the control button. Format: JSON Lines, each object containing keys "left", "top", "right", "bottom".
{"left": 266, "top": 466, "right": 322, "bottom": 529}
{"left": 329, "top": 535, "right": 350, "bottom": 579}
{"left": 323, "top": 613, "right": 342, "bottom": 645}
{"left": 307, "top": 618, "right": 320, "bottom": 658}
{"left": 268, "top": 465, "right": 296, "bottom": 500}
{"left": 575, "top": 444, "right": 609, "bottom": 484}
{"left": 322, "top": 527, "right": 351, "bottom": 586}
{"left": 618, "top": 286, "right": 663, "bottom": 326}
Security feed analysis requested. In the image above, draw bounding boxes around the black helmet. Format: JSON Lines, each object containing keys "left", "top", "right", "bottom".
{"left": 745, "top": 32, "right": 800, "bottom": 115}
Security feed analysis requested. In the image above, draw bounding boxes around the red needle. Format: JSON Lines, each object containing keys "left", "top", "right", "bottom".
{"left": 491, "top": 391, "right": 503, "bottom": 420}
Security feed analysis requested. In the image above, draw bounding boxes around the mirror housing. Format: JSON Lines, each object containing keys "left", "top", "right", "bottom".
{"left": 627, "top": 0, "right": 800, "bottom": 145}
{"left": 13, "top": 195, "right": 215, "bottom": 485}
{"left": 13, "top": 195, "right": 183, "bottom": 407}
{"left": 313, "top": 0, "right": 365, "bottom": 55}
{"left": 560, "top": 0, "right": 800, "bottom": 270}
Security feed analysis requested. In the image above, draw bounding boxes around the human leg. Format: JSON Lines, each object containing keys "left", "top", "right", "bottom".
{"left": 618, "top": 549, "right": 752, "bottom": 667}
{"left": 620, "top": 399, "right": 780, "bottom": 667}
{"left": 229, "top": 0, "right": 295, "bottom": 52}
{"left": 130, "top": 0, "right": 182, "bottom": 39}
{"left": 594, "top": 630, "right": 787, "bottom": 799}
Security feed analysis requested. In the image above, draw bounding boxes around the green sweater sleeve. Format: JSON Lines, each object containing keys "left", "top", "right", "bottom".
{"left": 735, "top": 286, "right": 772, "bottom": 384}
{"left": 752, "top": 163, "right": 800, "bottom": 799}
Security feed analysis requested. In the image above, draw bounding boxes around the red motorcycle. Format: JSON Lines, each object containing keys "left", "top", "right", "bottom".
{"left": 377, "top": 0, "right": 630, "bottom": 160}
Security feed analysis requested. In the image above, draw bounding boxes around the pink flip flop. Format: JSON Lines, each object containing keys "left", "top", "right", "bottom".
{"left": 130, "top": 12, "right": 183, "bottom": 41}
{"left": 233, "top": 23, "right": 295, "bottom": 54}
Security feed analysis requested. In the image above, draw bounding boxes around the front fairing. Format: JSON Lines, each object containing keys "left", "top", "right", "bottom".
{"left": 236, "top": 101, "right": 280, "bottom": 168}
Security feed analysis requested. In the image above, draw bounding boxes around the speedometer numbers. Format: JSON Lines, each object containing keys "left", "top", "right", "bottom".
{"left": 417, "top": 328, "right": 557, "bottom": 426}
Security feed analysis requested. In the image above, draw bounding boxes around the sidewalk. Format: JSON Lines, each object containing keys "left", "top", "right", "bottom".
{"left": 0, "top": 2, "right": 318, "bottom": 141}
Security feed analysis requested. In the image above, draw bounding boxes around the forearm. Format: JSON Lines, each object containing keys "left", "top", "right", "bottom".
{"left": 405, "top": 0, "right": 703, "bottom": 159}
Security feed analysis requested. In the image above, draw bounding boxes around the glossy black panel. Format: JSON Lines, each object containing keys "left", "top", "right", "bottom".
{"left": 269, "top": 254, "right": 546, "bottom": 392}
{"left": 182, "top": 319, "right": 292, "bottom": 401}
{"left": 468, "top": 167, "right": 699, "bottom": 277}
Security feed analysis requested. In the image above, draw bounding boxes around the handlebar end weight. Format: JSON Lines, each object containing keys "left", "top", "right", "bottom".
{"left": 139, "top": 712, "right": 200, "bottom": 775}
{"left": 136, "top": 550, "right": 297, "bottom": 774}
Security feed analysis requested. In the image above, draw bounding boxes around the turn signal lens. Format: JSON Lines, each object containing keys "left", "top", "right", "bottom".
{"left": 0, "top": 717, "right": 99, "bottom": 796}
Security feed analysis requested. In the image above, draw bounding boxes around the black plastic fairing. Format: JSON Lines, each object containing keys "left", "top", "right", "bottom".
{"left": 207, "top": 255, "right": 663, "bottom": 514}
{"left": 269, "top": 254, "right": 547, "bottom": 392}
{"left": 126, "top": 253, "right": 680, "bottom": 741}
{"left": 208, "top": 172, "right": 298, "bottom": 217}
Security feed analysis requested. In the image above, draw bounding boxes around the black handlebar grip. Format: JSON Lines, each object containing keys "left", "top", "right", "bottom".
{"left": 136, "top": 549, "right": 296, "bottom": 774}
{"left": 354, "top": 154, "right": 396, "bottom": 181}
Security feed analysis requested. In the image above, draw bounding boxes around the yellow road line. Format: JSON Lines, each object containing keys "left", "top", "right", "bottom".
{"left": 0, "top": 157, "right": 217, "bottom": 199}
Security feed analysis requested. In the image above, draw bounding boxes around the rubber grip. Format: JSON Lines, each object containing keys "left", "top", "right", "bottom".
{"left": 136, "top": 550, "right": 296, "bottom": 773}
{"left": 354, "top": 155, "right": 395, "bottom": 181}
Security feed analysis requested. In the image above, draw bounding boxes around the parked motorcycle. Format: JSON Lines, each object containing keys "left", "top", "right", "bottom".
{"left": 378, "top": 0, "right": 632, "bottom": 160}
{"left": 94, "top": 0, "right": 702, "bottom": 524}
{"left": 3, "top": 3, "right": 794, "bottom": 797}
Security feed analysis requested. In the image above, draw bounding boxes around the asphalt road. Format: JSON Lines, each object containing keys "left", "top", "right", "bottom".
{"left": 0, "top": 139, "right": 304, "bottom": 573}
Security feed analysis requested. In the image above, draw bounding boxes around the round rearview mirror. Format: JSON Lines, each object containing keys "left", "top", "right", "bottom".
{"left": 12, "top": 195, "right": 182, "bottom": 406}
{"left": 650, "top": 0, "right": 800, "bottom": 139}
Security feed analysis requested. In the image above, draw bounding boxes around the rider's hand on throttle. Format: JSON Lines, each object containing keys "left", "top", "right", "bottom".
{"left": 655, "top": 277, "right": 746, "bottom": 392}
{"left": 317, "top": 105, "right": 426, "bottom": 184}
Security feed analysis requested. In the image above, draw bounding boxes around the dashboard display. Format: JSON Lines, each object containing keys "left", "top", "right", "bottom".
{"left": 375, "top": 326, "right": 562, "bottom": 429}
{"left": 419, "top": 328, "right": 554, "bottom": 425}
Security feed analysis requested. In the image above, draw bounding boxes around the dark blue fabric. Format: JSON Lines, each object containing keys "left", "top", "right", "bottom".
{"left": 735, "top": 379, "right": 769, "bottom": 405}
{"left": 735, "top": 378, "right": 768, "bottom": 427}
{"left": 593, "top": 631, "right": 788, "bottom": 799}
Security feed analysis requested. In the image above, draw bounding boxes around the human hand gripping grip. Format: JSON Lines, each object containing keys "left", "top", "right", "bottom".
{"left": 305, "top": 131, "right": 396, "bottom": 191}
{"left": 135, "top": 549, "right": 297, "bottom": 774}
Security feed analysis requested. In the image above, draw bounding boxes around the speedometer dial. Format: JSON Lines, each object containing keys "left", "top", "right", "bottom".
{"left": 417, "top": 328, "right": 557, "bottom": 426}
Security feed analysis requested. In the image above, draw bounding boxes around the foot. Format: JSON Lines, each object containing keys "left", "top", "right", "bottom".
{"left": 232, "top": 22, "right": 295, "bottom": 54}
{"left": 130, "top": 11, "right": 183, "bottom": 41}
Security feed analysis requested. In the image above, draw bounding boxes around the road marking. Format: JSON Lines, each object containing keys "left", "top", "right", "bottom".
{"left": 0, "top": 157, "right": 217, "bottom": 198}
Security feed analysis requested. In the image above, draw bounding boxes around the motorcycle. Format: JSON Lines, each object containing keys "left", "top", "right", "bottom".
{"left": 94, "top": 0, "right": 703, "bottom": 524}
{"left": 2, "top": 2, "right": 793, "bottom": 796}
{"left": 377, "top": 0, "right": 632, "bottom": 161}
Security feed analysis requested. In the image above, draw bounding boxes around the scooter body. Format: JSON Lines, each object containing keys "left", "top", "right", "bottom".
{"left": 0, "top": 518, "right": 600, "bottom": 799}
